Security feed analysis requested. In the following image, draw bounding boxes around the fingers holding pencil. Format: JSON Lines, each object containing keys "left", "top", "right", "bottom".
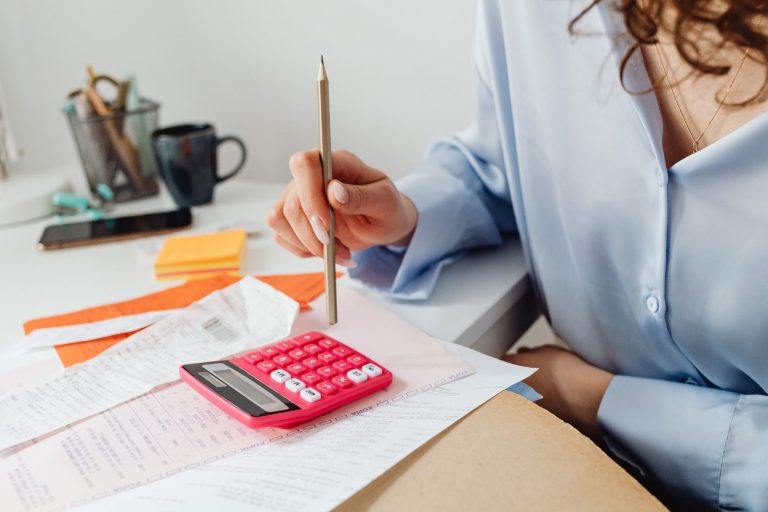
{"left": 267, "top": 149, "right": 417, "bottom": 258}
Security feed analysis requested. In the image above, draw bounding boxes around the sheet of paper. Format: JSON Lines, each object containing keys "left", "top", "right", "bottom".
{"left": 0, "top": 273, "right": 337, "bottom": 393}
{"left": 0, "top": 350, "right": 62, "bottom": 398}
{"left": 23, "top": 273, "right": 332, "bottom": 336}
{"left": 0, "top": 287, "right": 477, "bottom": 512}
{"left": 0, "top": 277, "right": 299, "bottom": 451}
{"left": 20, "top": 272, "right": 332, "bottom": 368}
{"left": 0, "top": 272, "right": 343, "bottom": 396}
{"left": 12, "top": 310, "right": 181, "bottom": 350}
{"left": 78, "top": 342, "right": 534, "bottom": 512}
{"left": 22, "top": 276, "right": 241, "bottom": 334}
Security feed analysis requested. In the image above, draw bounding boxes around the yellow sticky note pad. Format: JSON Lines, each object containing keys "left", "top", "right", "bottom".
{"left": 154, "top": 229, "right": 247, "bottom": 281}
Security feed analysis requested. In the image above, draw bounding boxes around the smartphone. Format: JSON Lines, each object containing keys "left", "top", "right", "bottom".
{"left": 38, "top": 208, "right": 192, "bottom": 250}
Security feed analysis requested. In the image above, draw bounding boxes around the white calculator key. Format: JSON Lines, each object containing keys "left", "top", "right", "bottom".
{"left": 361, "top": 363, "right": 382, "bottom": 378}
{"left": 347, "top": 369, "right": 368, "bottom": 383}
{"left": 270, "top": 369, "right": 291, "bottom": 383}
{"left": 300, "top": 387, "right": 322, "bottom": 403}
{"left": 284, "top": 378, "right": 306, "bottom": 393}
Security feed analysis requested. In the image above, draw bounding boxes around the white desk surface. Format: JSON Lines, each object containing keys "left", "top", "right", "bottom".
{"left": 0, "top": 177, "right": 533, "bottom": 354}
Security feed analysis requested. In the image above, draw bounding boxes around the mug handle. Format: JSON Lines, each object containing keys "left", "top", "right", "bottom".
{"left": 215, "top": 136, "right": 247, "bottom": 183}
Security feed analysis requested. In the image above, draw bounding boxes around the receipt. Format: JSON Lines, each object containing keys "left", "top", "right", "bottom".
{"left": 0, "top": 277, "right": 298, "bottom": 451}
{"left": 14, "top": 310, "right": 180, "bottom": 350}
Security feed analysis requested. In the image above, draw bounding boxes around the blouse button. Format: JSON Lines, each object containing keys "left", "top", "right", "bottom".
{"left": 645, "top": 295, "right": 659, "bottom": 314}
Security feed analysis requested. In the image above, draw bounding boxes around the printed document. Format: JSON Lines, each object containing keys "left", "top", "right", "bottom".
{"left": 0, "top": 287, "right": 482, "bottom": 512}
{"left": 0, "top": 277, "right": 298, "bottom": 451}
{"left": 80, "top": 342, "right": 531, "bottom": 512}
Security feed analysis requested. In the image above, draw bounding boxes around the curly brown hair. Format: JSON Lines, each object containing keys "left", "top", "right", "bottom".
{"left": 572, "top": 0, "right": 768, "bottom": 104}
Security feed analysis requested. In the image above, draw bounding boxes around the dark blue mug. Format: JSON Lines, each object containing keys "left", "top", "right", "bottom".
{"left": 151, "top": 123, "right": 246, "bottom": 206}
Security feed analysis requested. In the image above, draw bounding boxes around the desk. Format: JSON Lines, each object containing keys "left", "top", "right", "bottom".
{"left": 0, "top": 174, "right": 536, "bottom": 356}
{"left": 0, "top": 173, "right": 661, "bottom": 510}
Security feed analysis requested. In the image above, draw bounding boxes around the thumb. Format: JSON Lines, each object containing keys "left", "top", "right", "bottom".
{"left": 327, "top": 179, "right": 395, "bottom": 217}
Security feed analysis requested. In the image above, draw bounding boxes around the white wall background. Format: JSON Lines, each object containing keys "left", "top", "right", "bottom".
{"left": 0, "top": 0, "right": 476, "bottom": 183}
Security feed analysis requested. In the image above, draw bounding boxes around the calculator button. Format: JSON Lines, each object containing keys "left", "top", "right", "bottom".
{"left": 332, "top": 346, "right": 353, "bottom": 357}
{"left": 318, "top": 338, "right": 337, "bottom": 349}
{"left": 273, "top": 355, "right": 292, "bottom": 367}
{"left": 361, "top": 363, "right": 383, "bottom": 378}
{"left": 243, "top": 352, "right": 263, "bottom": 365}
{"left": 256, "top": 361, "right": 277, "bottom": 373}
{"left": 287, "top": 363, "right": 308, "bottom": 375}
{"left": 316, "top": 381, "right": 338, "bottom": 395}
{"left": 275, "top": 341, "right": 297, "bottom": 351}
{"left": 332, "top": 375, "right": 353, "bottom": 389}
{"left": 270, "top": 369, "right": 291, "bottom": 383}
{"left": 302, "top": 357, "right": 322, "bottom": 369}
{"left": 332, "top": 360, "right": 352, "bottom": 372}
{"left": 300, "top": 372, "right": 323, "bottom": 385}
{"left": 293, "top": 332, "right": 324, "bottom": 344}
{"left": 316, "top": 366, "right": 337, "bottom": 379}
{"left": 284, "top": 378, "right": 306, "bottom": 393}
{"left": 317, "top": 352, "right": 337, "bottom": 363}
{"left": 347, "top": 354, "right": 368, "bottom": 366}
{"left": 347, "top": 369, "right": 368, "bottom": 383}
{"left": 303, "top": 343, "right": 323, "bottom": 355}
{"left": 259, "top": 346, "right": 281, "bottom": 358}
{"left": 300, "top": 387, "right": 322, "bottom": 403}
{"left": 288, "top": 349, "right": 308, "bottom": 361}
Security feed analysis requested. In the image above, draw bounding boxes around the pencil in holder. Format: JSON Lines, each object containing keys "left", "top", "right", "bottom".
{"left": 65, "top": 99, "right": 161, "bottom": 202}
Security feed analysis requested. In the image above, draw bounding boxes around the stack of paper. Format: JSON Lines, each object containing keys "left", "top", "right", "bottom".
{"left": 0, "top": 277, "right": 300, "bottom": 450}
{"left": 79, "top": 343, "right": 531, "bottom": 512}
{"left": 1, "top": 281, "right": 534, "bottom": 512}
{"left": 154, "top": 229, "right": 246, "bottom": 281}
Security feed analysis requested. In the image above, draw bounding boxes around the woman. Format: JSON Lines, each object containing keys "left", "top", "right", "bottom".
{"left": 267, "top": 1, "right": 768, "bottom": 509}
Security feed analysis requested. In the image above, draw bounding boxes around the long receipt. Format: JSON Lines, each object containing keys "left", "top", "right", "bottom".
{"left": 12, "top": 309, "right": 181, "bottom": 350}
{"left": 0, "top": 287, "right": 529, "bottom": 512}
{"left": 0, "top": 277, "right": 299, "bottom": 451}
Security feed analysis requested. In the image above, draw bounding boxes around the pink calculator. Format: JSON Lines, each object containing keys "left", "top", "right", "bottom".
{"left": 180, "top": 331, "right": 393, "bottom": 429}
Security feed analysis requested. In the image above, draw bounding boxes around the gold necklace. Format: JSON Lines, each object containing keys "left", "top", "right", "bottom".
{"left": 653, "top": 41, "right": 751, "bottom": 153}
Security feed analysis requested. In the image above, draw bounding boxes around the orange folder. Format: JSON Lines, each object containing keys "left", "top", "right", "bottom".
{"left": 23, "top": 273, "right": 339, "bottom": 368}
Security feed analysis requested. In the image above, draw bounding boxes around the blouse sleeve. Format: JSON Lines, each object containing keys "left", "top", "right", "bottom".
{"left": 598, "top": 375, "right": 768, "bottom": 510}
{"left": 350, "top": 0, "right": 517, "bottom": 299}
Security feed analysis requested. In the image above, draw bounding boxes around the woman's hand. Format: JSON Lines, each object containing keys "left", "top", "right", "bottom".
{"left": 267, "top": 150, "right": 418, "bottom": 266}
{"left": 505, "top": 346, "right": 613, "bottom": 440}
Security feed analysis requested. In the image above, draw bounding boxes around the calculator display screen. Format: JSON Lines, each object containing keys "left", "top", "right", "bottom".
{"left": 183, "top": 361, "right": 299, "bottom": 417}
{"left": 204, "top": 363, "right": 289, "bottom": 413}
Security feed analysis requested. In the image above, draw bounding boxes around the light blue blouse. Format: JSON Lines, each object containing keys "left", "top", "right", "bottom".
{"left": 350, "top": 1, "right": 768, "bottom": 509}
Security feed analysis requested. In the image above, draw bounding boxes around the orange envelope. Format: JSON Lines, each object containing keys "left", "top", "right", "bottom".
{"left": 23, "top": 272, "right": 339, "bottom": 368}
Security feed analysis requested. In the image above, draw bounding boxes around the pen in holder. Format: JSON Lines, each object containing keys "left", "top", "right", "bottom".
{"left": 65, "top": 98, "right": 161, "bottom": 202}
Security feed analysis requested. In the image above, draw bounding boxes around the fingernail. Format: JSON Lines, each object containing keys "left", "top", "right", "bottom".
{"left": 310, "top": 215, "right": 330, "bottom": 245}
{"left": 335, "top": 257, "right": 358, "bottom": 268}
{"left": 331, "top": 181, "right": 349, "bottom": 205}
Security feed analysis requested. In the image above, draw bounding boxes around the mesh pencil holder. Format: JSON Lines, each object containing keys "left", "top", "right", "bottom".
{"left": 65, "top": 99, "right": 161, "bottom": 202}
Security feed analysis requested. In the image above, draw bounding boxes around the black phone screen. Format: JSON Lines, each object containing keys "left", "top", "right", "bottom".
{"left": 38, "top": 208, "right": 192, "bottom": 249}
